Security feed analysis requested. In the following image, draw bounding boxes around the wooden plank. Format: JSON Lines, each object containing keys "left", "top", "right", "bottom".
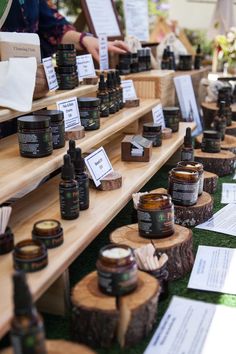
{"left": 0, "top": 85, "right": 98, "bottom": 124}
{"left": 0, "top": 99, "right": 159, "bottom": 204}
{"left": 0, "top": 122, "right": 195, "bottom": 338}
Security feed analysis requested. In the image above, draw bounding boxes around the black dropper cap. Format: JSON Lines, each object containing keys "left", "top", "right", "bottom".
{"left": 219, "top": 100, "right": 226, "bottom": 112}
{"left": 99, "top": 74, "right": 107, "bottom": 90}
{"left": 61, "top": 154, "right": 75, "bottom": 180}
{"left": 196, "top": 44, "right": 201, "bottom": 54}
{"left": 184, "top": 127, "right": 192, "bottom": 146}
{"left": 162, "top": 48, "right": 168, "bottom": 60}
{"left": 13, "top": 272, "right": 33, "bottom": 316}
{"left": 67, "top": 140, "right": 76, "bottom": 162}
{"left": 111, "top": 71, "right": 117, "bottom": 87}
{"left": 115, "top": 70, "right": 121, "bottom": 85}
{"left": 74, "top": 147, "right": 85, "bottom": 173}
{"left": 106, "top": 72, "right": 113, "bottom": 89}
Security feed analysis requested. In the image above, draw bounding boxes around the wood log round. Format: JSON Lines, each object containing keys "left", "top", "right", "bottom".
{"left": 196, "top": 134, "right": 236, "bottom": 153}
{"left": 194, "top": 149, "right": 236, "bottom": 176}
{"left": 124, "top": 98, "right": 140, "bottom": 108}
{"left": 71, "top": 271, "right": 160, "bottom": 348}
{"left": 0, "top": 340, "right": 96, "bottom": 354}
{"left": 203, "top": 171, "right": 219, "bottom": 194}
{"left": 82, "top": 77, "right": 98, "bottom": 85}
{"left": 33, "top": 64, "right": 49, "bottom": 100}
{"left": 65, "top": 125, "right": 85, "bottom": 140}
{"left": 110, "top": 224, "right": 194, "bottom": 280}
{"left": 89, "top": 171, "right": 122, "bottom": 191}
{"left": 226, "top": 121, "right": 236, "bottom": 136}
{"left": 201, "top": 102, "right": 236, "bottom": 128}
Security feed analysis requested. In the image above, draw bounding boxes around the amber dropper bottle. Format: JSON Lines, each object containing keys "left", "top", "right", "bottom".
{"left": 73, "top": 147, "right": 90, "bottom": 210}
{"left": 97, "top": 74, "right": 110, "bottom": 117}
{"left": 214, "top": 100, "right": 227, "bottom": 141}
{"left": 59, "top": 154, "right": 79, "bottom": 220}
{"left": 67, "top": 139, "right": 76, "bottom": 161}
{"left": 111, "top": 71, "right": 120, "bottom": 112}
{"left": 106, "top": 72, "right": 117, "bottom": 114}
{"left": 180, "top": 127, "right": 194, "bottom": 161}
{"left": 115, "top": 70, "right": 124, "bottom": 110}
{"left": 11, "top": 272, "right": 47, "bottom": 354}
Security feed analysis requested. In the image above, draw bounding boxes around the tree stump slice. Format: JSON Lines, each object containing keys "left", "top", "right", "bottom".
{"left": 226, "top": 121, "right": 236, "bottom": 136}
{"left": 0, "top": 340, "right": 97, "bottom": 354}
{"left": 150, "top": 187, "right": 213, "bottom": 227}
{"left": 203, "top": 171, "right": 219, "bottom": 194}
{"left": 89, "top": 171, "right": 122, "bottom": 191}
{"left": 110, "top": 224, "right": 194, "bottom": 280}
{"left": 194, "top": 149, "right": 236, "bottom": 176}
{"left": 196, "top": 134, "right": 236, "bottom": 153}
{"left": 71, "top": 271, "right": 160, "bottom": 348}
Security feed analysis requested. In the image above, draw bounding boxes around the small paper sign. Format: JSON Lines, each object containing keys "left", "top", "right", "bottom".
{"left": 121, "top": 80, "right": 137, "bottom": 102}
{"left": 85, "top": 147, "right": 113, "bottom": 187}
{"left": 152, "top": 103, "right": 165, "bottom": 129}
{"left": 99, "top": 34, "right": 109, "bottom": 71}
{"left": 56, "top": 97, "right": 81, "bottom": 131}
{"left": 42, "top": 57, "right": 58, "bottom": 91}
{"left": 76, "top": 54, "right": 96, "bottom": 81}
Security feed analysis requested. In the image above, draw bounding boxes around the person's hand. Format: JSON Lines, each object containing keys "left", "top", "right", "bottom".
{"left": 82, "top": 36, "right": 129, "bottom": 62}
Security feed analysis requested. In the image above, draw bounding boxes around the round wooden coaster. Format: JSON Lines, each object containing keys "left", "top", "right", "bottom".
{"left": 194, "top": 149, "right": 235, "bottom": 176}
{"left": 71, "top": 271, "right": 160, "bottom": 348}
{"left": 162, "top": 127, "right": 172, "bottom": 139}
{"left": 196, "top": 134, "right": 236, "bottom": 153}
{"left": 82, "top": 77, "right": 99, "bottom": 85}
{"left": 203, "top": 171, "right": 219, "bottom": 194}
{"left": 110, "top": 224, "right": 194, "bottom": 281}
{"left": 124, "top": 99, "right": 140, "bottom": 108}
{"left": 89, "top": 171, "right": 122, "bottom": 191}
{"left": 65, "top": 125, "right": 85, "bottom": 140}
{"left": 226, "top": 121, "right": 236, "bottom": 137}
{"left": 1, "top": 340, "right": 96, "bottom": 354}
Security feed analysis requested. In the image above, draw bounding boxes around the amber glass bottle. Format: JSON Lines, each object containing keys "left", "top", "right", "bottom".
{"left": 11, "top": 272, "right": 47, "bottom": 354}
{"left": 180, "top": 127, "right": 194, "bottom": 161}
{"left": 97, "top": 74, "right": 109, "bottom": 117}
{"left": 214, "top": 101, "right": 227, "bottom": 141}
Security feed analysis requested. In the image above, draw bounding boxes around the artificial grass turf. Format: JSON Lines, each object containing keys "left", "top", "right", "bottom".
{"left": 1, "top": 165, "right": 236, "bottom": 353}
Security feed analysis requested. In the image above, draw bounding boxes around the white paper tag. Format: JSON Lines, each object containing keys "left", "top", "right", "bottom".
{"left": 121, "top": 80, "right": 137, "bottom": 102}
{"left": 56, "top": 97, "right": 81, "bottom": 131}
{"left": 76, "top": 54, "right": 96, "bottom": 81}
{"left": 42, "top": 57, "right": 58, "bottom": 91}
{"left": 152, "top": 103, "right": 165, "bottom": 129}
{"left": 221, "top": 183, "right": 236, "bottom": 204}
{"left": 85, "top": 147, "right": 113, "bottom": 187}
{"left": 99, "top": 34, "right": 109, "bottom": 71}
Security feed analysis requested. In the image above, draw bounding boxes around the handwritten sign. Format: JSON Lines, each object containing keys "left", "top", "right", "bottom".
{"left": 56, "top": 97, "right": 80, "bottom": 131}
{"left": 42, "top": 57, "right": 58, "bottom": 91}
{"left": 85, "top": 147, "right": 113, "bottom": 186}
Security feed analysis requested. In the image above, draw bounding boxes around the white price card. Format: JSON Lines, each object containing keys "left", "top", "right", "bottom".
{"left": 85, "top": 147, "right": 113, "bottom": 187}
{"left": 42, "top": 57, "right": 58, "bottom": 91}
{"left": 121, "top": 80, "right": 137, "bottom": 102}
{"left": 152, "top": 104, "right": 165, "bottom": 129}
{"left": 56, "top": 97, "right": 80, "bottom": 131}
{"left": 99, "top": 34, "right": 109, "bottom": 71}
{"left": 76, "top": 54, "right": 96, "bottom": 81}
{"left": 123, "top": 0, "right": 149, "bottom": 42}
{"left": 221, "top": 183, "right": 236, "bottom": 204}
{"left": 188, "top": 245, "right": 236, "bottom": 295}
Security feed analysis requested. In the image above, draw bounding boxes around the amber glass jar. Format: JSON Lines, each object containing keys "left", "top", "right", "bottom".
{"left": 177, "top": 161, "right": 204, "bottom": 196}
{"left": 201, "top": 130, "right": 221, "bottom": 153}
{"left": 32, "top": 219, "right": 64, "bottom": 249}
{"left": 0, "top": 226, "right": 14, "bottom": 255}
{"left": 96, "top": 244, "right": 138, "bottom": 296}
{"left": 13, "top": 239, "right": 48, "bottom": 272}
{"left": 168, "top": 167, "right": 199, "bottom": 206}
{"left": 142, "top": 123, "right": 162, "bottom": 147}
{"left": 137, "top": 193, "right": 174, "bottom": 239}
{"left": 163, "top": 107, "right": 180, "bottom": 132}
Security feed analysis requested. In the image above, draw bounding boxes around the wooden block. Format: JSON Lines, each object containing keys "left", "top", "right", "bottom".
{"left": 82, "top": 77, "right": 98, "bottom": 85}
{"left": 162, "top": 127, "right": 172, "bottom": 139}
{"left": 121, "top": 135, "right": 152, "bottom": 162}
{"left": 1, "top": 340, "right": 97, "bottom": 354}
{"left": 89, "top": 171, "right": 122, "bottom": 191}
{"left": 37, "top": 269, "right": 70, "bottom": 316}
{"left": 203, "top": 171, "right": 219, "bottom": 194}
{"left": 65, "top": 125, "right": 85, "bottom": 140}
{"left": 71, "top": 271, "right": 160, "bottom": 348}
{"left": 196, "top": 134, "right": 236, "bottom": 153}
{"left": 124, "top": 99, "right": 140, "bottom": 108}
{"left": 194, "top": 149, "right": 236, "bottom": 176}
{"left": 110, "top": 223, "right": 194, "bottom": 280}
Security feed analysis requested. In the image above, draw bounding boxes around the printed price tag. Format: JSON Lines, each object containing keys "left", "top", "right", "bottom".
{"left": 56, "top": 97, "right": 81, "bottom": 131}
{"left": 121, "top": 80, "right": 137, "bottom": 102}
{"left": 76, "top": 54, "right": 96, "bottom": 81}
{"left": 99, "top": 34, "right": 109, "bottom": 71}
{"left": 42, "top": 57, "right": 58, "bottom": 91}
{"left": 85, "top": 147, "right": 113, "bottom": 187}
{"left": 152, "top": 103, "right": 165, "bottom": 129}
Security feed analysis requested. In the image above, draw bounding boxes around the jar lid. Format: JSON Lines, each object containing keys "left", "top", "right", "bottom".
{"left": 131, "top": 53, "right": 138, "bottom": 58}
{"left": 14, "top": 239, "right": 47, "bottom": 259}
{"left": 55, "top": 65, "right": 77, "bottom": 74}
{"left": 171, "top": 166, "right": 199, "bottom": 177}
{"left": 203, "top": 130, "right": 221, "bottom": 139}
{"left": 163, "top": 107, "right": 180, "bottom": 113}
{"left": 33, "top": 219, "right": 62, "bottom": 236}
{"left": 179, "top": 54, "right": 192, "bottom": 59}
{"left": 34, "top": 110, "right": 64, "bottom": 122}
{"left": 78, "top": 97, "right": 100, "bottom": 107}
{"left": 17, "top": 115, "right": 51, "bottom": 129}
{"left": 99, "top": 244, "right": 134, "bottom": 265}
{"left": 143, "top": 123, "right": 162, "bottom": 132}
{"left": 119, "top": 53, "right": 132, "bottom": 59}
{"left": 178, "top": 161, "right": 203, "bottom": 170}
{"left": 57, "top": 43, "right": 75, "bottom": 50}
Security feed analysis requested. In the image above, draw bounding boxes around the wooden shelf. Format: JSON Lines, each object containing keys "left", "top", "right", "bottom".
{"left": 0, "top": 85, "right": 97, "bottom": 124}
{"left": 0, "top": 122, "right": 195, "bottom": 338}
{"left": 0, "top": 99, "right": 159, "bottom": 204}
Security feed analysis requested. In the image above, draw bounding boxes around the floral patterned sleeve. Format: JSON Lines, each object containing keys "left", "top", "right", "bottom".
{"left": 38, "top": 0, "right": 76, "bottom": 56}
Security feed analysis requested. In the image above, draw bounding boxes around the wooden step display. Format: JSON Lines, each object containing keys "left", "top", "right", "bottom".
{"left": 71, "top": 271, "right": 160, "bottom": 348}
{"left": 194, "top": 149, "right": 236, "bottom": 176}
{"left": 196, "top": 134, "right": 236, "bottom": 153}
{"left": 203, "top": 171, "right": 219, "bottom": 194}
{"left": 151, "top": 187, "right": 213, "bottom": 227}
{"left": 110, "top": 224, "right": 194, "bottom": 280}
{"left": 89, "top": 171, "right": 122, "bottom": 191}
{"left": 0, "top": 340, "right": 97, "bottom": 354}
{"left": 201, "top": 102, "right": 236, "bottom": 129}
